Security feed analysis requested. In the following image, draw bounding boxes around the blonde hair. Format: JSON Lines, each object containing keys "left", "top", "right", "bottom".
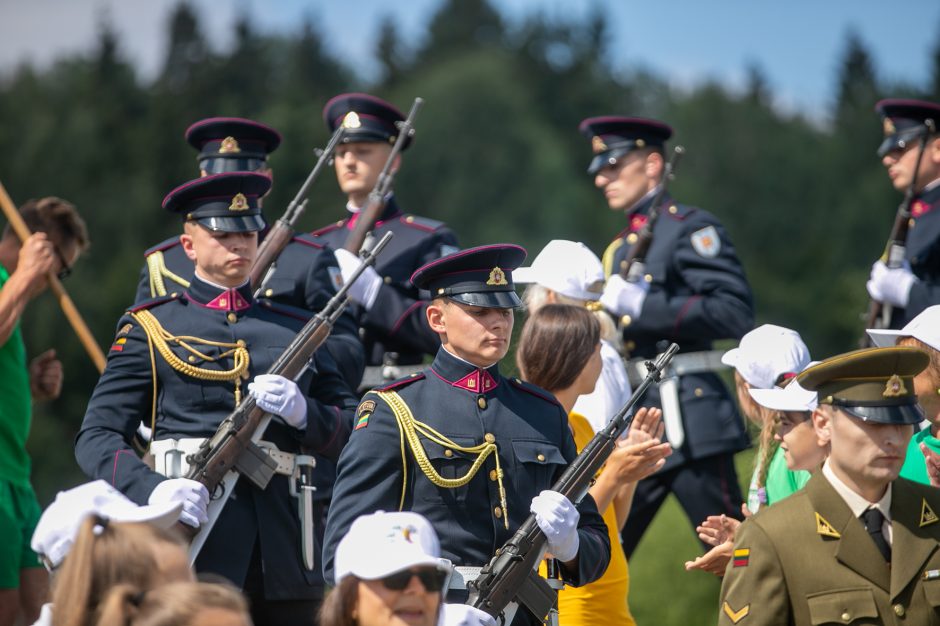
{"left": 522, "top": 283, "right": 619, "bottom": 348}
{"left": 96, "top": 582, "right": 249, "bottom": 626}
{"left": 898, "top": 336, "right": 940, "bottom": 389}
{"left": 51, "top": 517, "right": 188, "bottom": 626}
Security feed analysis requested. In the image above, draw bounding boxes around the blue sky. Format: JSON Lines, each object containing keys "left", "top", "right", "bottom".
{"left": 1, "top": 0, "right": 937, "bottom": 119}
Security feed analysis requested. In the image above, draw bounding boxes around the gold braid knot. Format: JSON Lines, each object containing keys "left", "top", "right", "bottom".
{"left": 375, "top": 390, "right": 509, "bottom": 529}
{"left": 130, "top": 310, "right": 250, "bottom": 405}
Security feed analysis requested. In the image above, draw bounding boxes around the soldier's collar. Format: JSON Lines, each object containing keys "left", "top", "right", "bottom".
{"left": 345, "top": 194, "right": 400, "bottom": 223}
{"left": 431, "top": 347, "right": 501, "bottom": 393}
{"left": 625, "top": 186, "right": 662, "bottom": 219}
{"left": 917, "top": 178, "right": 940, "bottom": 204}
{"left": 186, "top": 275, "right": 253, "bottom": 312}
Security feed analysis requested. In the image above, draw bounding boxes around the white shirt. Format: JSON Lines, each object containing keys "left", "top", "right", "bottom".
{"left": 573, "top": 340, "right": 633, "bottom": 435}
{"left": 822, "top": 460, "right": 893, "bottom": 546}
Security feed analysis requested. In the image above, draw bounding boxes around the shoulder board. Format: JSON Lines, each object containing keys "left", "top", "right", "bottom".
{"left": 143, "top": 236, "right": 181, "bottom": 257}
{"left": 311, "top": 220, "right": 346, "bottom": 237}
{"left": 663, "top": 201, "right": 697, "bottom": 221}
{"left": 290, "top": 233, "right": 326, "bottom": 249}
{"left": 399, "top": 214, "right": 445, "bottom": 233}
{"left": 258, "top": 299, "right": 312, "bottom": 322}
{"left": 128, "top": 293, "right": 178, "bottom": 313}
{"left": 509, "top": 377, "right": 563, "bottom": 407}
{"left": 374, "top": 372, "right": 426, "bottom": 392}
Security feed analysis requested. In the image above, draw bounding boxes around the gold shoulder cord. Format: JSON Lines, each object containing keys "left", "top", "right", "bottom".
{"left": 601, "top": 238, "right": 624, "bottom": 279}
{"left": 130, "top": 310, "right": 251, "bottom": 405}
{"left": 375, "top": 390, "right": 509, "bottom": 529}
{"left": 146, "top": 251, "right": 191, "bottom": 297}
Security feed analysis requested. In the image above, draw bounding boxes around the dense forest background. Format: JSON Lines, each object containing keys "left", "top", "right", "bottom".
{"left": 4, "top": 0, "right": 940, "bottom": 618}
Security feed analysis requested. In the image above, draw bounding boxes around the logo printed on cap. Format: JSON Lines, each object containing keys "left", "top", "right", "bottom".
{"left": 229, "top": 193, "right": 249, "bottom": 212}
{"left": 342, "top": 112, "right": 361, "bottom": 129}
{"left": 883, "top": 374, "right": 907, "bottom": 398}
{"left": 591, "top": 135, "right": 607, "bottom": 153}
{"left": 487, "top": 267, "right": 507, "bottom": 286}
{"left": 883, "top": 118, "right": 896, "bottom": 136}
{"left": 219, "top": 136, "right": 241, "bottom": 154}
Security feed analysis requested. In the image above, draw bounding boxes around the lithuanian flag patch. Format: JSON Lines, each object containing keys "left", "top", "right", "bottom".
{"left": 733, "top": 548, "right": 750, "bottom": 568}
{"left": 354, "top": 400, "right": 375, "bottom": 431}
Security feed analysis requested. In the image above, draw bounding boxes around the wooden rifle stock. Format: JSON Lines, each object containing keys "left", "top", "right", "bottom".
{"left": 342, "top": 97, "right": 424, "bottom": 254}
{"left": 861, "top": 119, "right": 936, "bottom": 343}
{"left": 249, "top": 124, "right": 347, "bottom": 291}
{"left": 0, "top": 180, "right": 106, "bottom": 373}
{"left": 467, "top": 344, "right": 679, "bottom": 621}
{"left": 619, "top": 146, "right": 684, "bottom": 280}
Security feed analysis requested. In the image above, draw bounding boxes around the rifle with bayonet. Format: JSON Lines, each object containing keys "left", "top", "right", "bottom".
{"left": 467, "top": 343, "right": 680, "bottom": 623}
{"left": 342, "top": 97, "right": 423, "bottom": 254}
{"left": 182, "top": 231, "right": 393, "bottom": 560}
{"left": 860, "top": 119, "right": 936, "bottom": 344}
{"left": 619, "top": 146, "right": 684, "bottom": 281}
{"left": 249, "top": 124, "right": 348, "bottom": 293}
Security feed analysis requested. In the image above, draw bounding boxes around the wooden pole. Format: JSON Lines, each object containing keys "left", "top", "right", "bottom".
{"left": 0, "top": 180, "right": 106, "bottom": 373}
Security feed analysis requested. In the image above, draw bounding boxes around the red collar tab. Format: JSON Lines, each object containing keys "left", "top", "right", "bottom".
{"left": 912, "top": 199, "right": 933, "bottom": 218}
{"left": 453, "top": 369, "right": 498, "bottom": 393}
{"left": 629, "top": 214, "right": 648, "bottom": 233}
{"left": 205, "top": 288, "right": 251, "bottom": 311}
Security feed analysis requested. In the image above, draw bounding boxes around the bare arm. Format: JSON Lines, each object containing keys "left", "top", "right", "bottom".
{"left": 0, "top": 233, "right": 54, "bottom": 345}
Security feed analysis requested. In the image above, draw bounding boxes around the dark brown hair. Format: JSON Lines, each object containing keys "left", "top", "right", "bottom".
{"left": 318, "top": 577, "right": 360, "bottom": 626}
{"left": 898, "top": 336, "right": 940, "bottom": 389}
{"left": 516, "top": 304, "right": 600, "bottom": 393}
{"left": 6, "top": 197, "right": 90, "bottom": 252}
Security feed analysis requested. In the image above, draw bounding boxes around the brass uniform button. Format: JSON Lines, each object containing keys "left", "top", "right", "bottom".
{"left": 625, "top": 340, "right": 636, "bottom": 352}
{"left": 669, "top": 205, "right": 678, "bottom": 214}
{"left": 489, "top": 469, "right": 498, "bottom": 481}
{"left": 494, "top": 506, "right": 502, "bottom": 519}
{"left": 227, "top": 313, "right": 237, "bottom": 323}
{"left": 909, "top": 218, "right": 916, "bottom": 228}
{"left": 443, "top": 449, "right": 453, "bottom": 458}
{"left": 384, "top": 276, "right": 392, "bottom": 284}
{"left": 626, "top": 233, "right": 638, "bottom": 244}
{"left": 537, "top": 453, "right": 546, "bottom": 462}
{"left": 478, "top": 396, "right": 487, "bottom": 410}
{"left": 620, "top": 315, "right": 632, "bottom": 326}
{"left": 484, "top": 433, "right": 495, "bottom": 443}
{"left": 841, "top": 612, "right": 851, "bottom": 622}
{"left": 893, "top": 604, "right": 905, "bottom": 617}
{"left": 620, "top": 260, "right": 627, "bottom": 270}
{"left": 406, "top": 216, "right": 415, "bottom": 223}
{"left": 170, "top": 292, "right": 179, "bottom": 298}
{"left": 694, "top": 388, "right": 704, "bottom": 397}
{"left": 644, "top": 274, "right": 653, "bottom": 283}
{"left": 188, "top": 355, "right": 196, "bottom": 363}
{"left": 264, "top": 288, "right": 273, "bottom": 297}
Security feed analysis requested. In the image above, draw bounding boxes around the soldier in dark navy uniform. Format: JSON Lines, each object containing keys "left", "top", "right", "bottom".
{"left": 76, "top": 172, "right": 358, "bottom": 624}
{"left": 310, "top": 94, "right": 459, "bottom": 385}
{"left": 579, "top": 116, "right": 754, "bottom": 556}
{"left": 866, "top": 99, "right": 940, "bottom": 327}
{"left": 322, "top": 244, "right": 610, "bottom": 626}
{"left": 135, "top": 117, "right": 364, "bottom": 389}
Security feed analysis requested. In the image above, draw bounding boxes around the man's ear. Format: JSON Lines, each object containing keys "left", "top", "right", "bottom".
{"left": 644, "top": 150, "right": 664, "bottom": 179}
{"left": 180, "top": 232, "right": 196, "bottom": 262}
{"left": 427, "top": 299, "right": 447, "bottom": 334}
{"left": 812, "top": 406, "right": 832, "bottom": 447}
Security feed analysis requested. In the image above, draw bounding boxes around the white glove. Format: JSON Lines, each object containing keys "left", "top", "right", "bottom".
{"left": 148, "top": 478, "right": 209, "bottom": 528}
{"left": 867, "top": 260, "right": 917, "bottom": 308}
{"left": 248, "top": 374, "right": 308, "bottom": 429}
{"left": 600, "top": 274, "right": 649, "bottom": 318}
{"left": 334, "top": 248, "right": 382, "bottom": 310}
{"left": 529, "top": 490, "right": 580, "bottom": 562}
{"left": 438, "top": 604, "right": 497, "bottom": 626}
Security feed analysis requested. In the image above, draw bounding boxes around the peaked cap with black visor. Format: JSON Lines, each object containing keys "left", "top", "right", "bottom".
{"left": 411, "top": 244, "right": 526, "bottom": 309}
{"left": 162, "top": 172, "right": 271, "bottom": 233}
{"left": 797, "top": 346, "right": 928, "bottom": 426}
{"left": 323, "top": 93, "right": 413, "bottom": 150}
{"left": 185, "top": 117, "right": 281, "bottom": 175}
{"left": 875, "top": 99, "right": 940, "bottom": 158}
{"left": 578, "top": 116, "right": 673, "bottom": 175}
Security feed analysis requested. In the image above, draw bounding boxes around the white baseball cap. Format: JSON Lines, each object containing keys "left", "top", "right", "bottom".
{"left": 748, "top": 362, "right": 820, "bottom": 412}
{"left": 334, "top": 511, "right": 443, "bottom": 584}
{"left": 867, "top": 304, "right": 940, "bottom": 351}
{"left": 721, "top": 324, "right": 811, "bottom": 389}
{"left": 513, "top": 240, "right": 605, "bottom": 302}
{"left": 31, "top": 480, "right": 182, "bottom": 570}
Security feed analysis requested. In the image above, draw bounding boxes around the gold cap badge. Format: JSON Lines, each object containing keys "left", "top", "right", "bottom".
{"left": 883, "top": 374, "right": 907, "bottom": 398}
{"left": 486, "top": 267, "right": 507, "bottom": 286}
{"left": 591, "top": 135, "right": 607, "bottom": 153}
{"left": 636, "top": 138, "right": 646, "bottom": 148}
{"left": 342, "top": 111, "right": 361, "bottom": 129}
{"left": 229, "top": 193, "right": 249, "bottom": 212}
{"left": 219, "top": 136, "right": 241, "bottom": 154}
{"left": 883, "top": 117, "right": 896, "bottom": 136}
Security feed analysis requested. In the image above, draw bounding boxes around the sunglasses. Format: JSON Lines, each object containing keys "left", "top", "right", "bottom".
{"left": 52, "top": 243, "right": 72, "bottom": 280}
{"left": 379, "top": 567, "right": 447, "bottom": 592}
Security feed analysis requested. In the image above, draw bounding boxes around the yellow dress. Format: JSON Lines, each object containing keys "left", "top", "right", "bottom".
{"left": 551, "top": 412, "right": 636, "bottom": 626}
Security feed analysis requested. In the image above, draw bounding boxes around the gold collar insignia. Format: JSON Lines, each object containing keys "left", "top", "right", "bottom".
{"left": 921, "top": 498, "right": 939, "bottom": 527}
{"left": 815, "top": 512, "right": 841, "bottom": 538}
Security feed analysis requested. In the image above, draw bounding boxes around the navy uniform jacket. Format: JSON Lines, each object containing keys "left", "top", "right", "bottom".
{"left": 75, "top": 277, "right": 358, "bottom": 599}
{"left": 134, "top": 233, "right": 365, "bottom": 389}
{"left": 719, "top": 474, "right": 940, "bottom": 625}
{"left": 603, "top": 193, "right": 754, "bottom": 467}
{"left": 311, "top": 197, "right": 459, "bottom": 366}
{"left": 322, "top": 348, "right": 611, "bottom": 621}
{"left": 892, "top": 181, "right": 940, "bottom": 326}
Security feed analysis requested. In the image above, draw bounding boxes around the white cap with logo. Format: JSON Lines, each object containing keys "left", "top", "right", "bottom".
{"left": 748, "top": 362, "right": 820, "bottom": 412}
{"left": 721, "top": 324, "right": 811, "bottom": 390}
{"left": 513, "top": 240, "right": 605, "bottom": 302}
{"left": 867, "top": 304, "right": 940, "bottom": 351}
{"left": 30, "top": 480, "right": 182, "bottom": 570}
{"left": 334, "top": 510, "right": 444, "bottom": 585}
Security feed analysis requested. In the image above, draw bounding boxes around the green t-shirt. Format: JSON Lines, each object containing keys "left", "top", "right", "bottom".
{"left": 0, "top": 264, "right": 33, "bottom": 485}
{"left": 747, "top": 445, "right": 812, "bottom": 512}
{"left": 900, "top": 427, "right": 939, "bottom": 485}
